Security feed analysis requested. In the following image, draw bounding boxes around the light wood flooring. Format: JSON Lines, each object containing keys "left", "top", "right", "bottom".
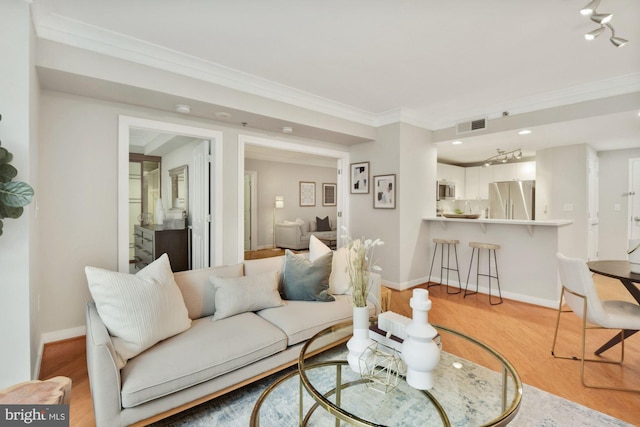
{"left": 39, "top": 274, "right": 640, "bottom": 426}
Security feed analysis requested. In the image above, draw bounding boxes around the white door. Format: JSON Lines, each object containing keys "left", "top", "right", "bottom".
{"left": 587, "top": 151, "right": 599, "bottom": 261}
{"left": 629, "top": 158, "right": 640, "bottom": 240}
{"left": 191, "top": 140, "right": 210, "bottom": 269}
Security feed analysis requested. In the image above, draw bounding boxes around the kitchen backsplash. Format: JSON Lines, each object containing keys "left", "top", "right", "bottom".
{"left": 437, "top": 199, "right": 490, "bottom": 218}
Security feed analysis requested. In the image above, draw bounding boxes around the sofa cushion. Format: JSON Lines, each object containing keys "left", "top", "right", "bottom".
{"left": 282, "top": 250, "right": 334, "bottom": 302}
{"left": 85, "top": 254, "right": 192, "bottom": 369}
{"left": 174, "top": 263, "right": 244, "bottom": 320}
{"left": 210, "top": 271, "right": 283, "bottom": 320}
{"left": 257, "top": 294, "right": 375, "bottom": 346}
{"left": 243, "top": 256, "right": 285, "bottom": 277}
{"left": 120, "top": 312, "right": 287, "bottom": 408}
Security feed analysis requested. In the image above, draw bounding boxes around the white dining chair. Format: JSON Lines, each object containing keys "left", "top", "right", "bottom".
{"left": 552, "top": 253, "right": 640, "bottom": 392}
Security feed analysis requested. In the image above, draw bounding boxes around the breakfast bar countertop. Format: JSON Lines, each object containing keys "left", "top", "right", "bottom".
{"left": 424, "top": 217, "right": 574, "bottom": 227}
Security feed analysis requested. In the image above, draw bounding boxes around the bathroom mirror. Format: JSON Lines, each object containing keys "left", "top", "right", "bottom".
{"left": 169, "top": 165, "right": 188, "bottom": 215}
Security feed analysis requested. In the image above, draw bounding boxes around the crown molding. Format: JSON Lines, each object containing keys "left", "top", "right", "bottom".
{"left": 31, "top": 9, "right": 640, "bottom": 133}
{"left": 428, "top": 73, "right": 640, "bottom": 130}
{"left": 32, "top": 11, "right": 378, "bottom": 126}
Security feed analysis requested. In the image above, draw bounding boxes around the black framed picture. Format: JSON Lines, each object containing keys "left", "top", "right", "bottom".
{"left": 373, "top": 174, "right": 396, "bottom": 209}
{"left": 350, "top": 161, "right": 369, "bottom": 194}
{"left": 322, "top": 183, "right": 336, "bottom": 206}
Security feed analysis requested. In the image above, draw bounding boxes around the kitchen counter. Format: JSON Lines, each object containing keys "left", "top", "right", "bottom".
{"left": 425, "top": 217, "right": 573, "bottom": 236}
{"left": 423, "top": 217, "right": 575, "bottom": 308}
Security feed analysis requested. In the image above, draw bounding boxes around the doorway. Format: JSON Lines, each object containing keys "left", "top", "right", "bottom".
{"left": 118, "top": 116, "right": 223, "bottom": 273}
{"left": 237, "top": 134, "right": 350, "bottom": 261}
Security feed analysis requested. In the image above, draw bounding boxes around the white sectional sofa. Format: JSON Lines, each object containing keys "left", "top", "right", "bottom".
{"left": 85, "top": 245, "right": 379, "bottom": 426}
{"left": 275, "top": 217, "right": 337, "bottom": 250}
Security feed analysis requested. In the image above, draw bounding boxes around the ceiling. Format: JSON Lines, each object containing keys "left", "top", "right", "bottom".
{"left": 32, "top": 0, "right": 640, "bottom": 164}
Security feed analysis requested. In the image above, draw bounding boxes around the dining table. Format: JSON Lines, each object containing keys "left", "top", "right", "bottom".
{"left": 586, "top": 260, "right": 640, "bottom": 355}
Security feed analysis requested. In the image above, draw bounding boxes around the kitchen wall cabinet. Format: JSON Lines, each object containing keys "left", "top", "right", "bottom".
{"left": 437, "top": 163, "right": 465, "bottom": 199}
{"left": 491, "top": 161, "right": 535, "bottom": 182}
{"left": 465, "top": 166, "right": 493, "bottom": 199}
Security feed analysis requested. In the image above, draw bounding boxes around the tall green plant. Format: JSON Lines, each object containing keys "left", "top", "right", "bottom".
{"left": 0, "top": 129, "right": 34, "bottom": 236}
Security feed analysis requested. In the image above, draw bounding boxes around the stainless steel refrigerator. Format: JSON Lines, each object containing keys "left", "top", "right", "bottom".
{"left": 489, "top": 180, "right": 535, "bottom": 220}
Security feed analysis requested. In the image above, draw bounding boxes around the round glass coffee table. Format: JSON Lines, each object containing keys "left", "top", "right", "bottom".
{"left": 251, "top": 321, "right": 522, "bottom": 426}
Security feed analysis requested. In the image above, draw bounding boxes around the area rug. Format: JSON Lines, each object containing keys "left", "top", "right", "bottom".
{"left": 151, "top": 348, "right": 632, "bottom": 427}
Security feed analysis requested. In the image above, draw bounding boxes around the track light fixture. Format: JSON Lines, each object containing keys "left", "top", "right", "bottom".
{"left": 482, "top": 148, "right": 523, "bottom": 167}
{"left": 607, "top": 24, "right": 629, "bottom": 47}
{"left": 585, "top": 26, "right": 605, "bottom": 40}
{"left": 579, "top": 1, "right": 628, "bottom": 47}
{"left": 580, "top": 0, "right": 600, "bottom": 16}
{"left": 589, "top": 12, "right": 612, "bottom": 24}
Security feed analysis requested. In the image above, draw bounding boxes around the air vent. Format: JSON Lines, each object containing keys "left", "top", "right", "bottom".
{"left": 456, "top": 117, "right": 487, "bottom": 134}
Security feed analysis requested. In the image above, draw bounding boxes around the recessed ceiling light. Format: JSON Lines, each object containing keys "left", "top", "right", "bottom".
{"left": 282, "top": 126, "right": 294, "bottom": 134}
{"left": 175, "top": 104, "right": 191, "bottom": 114}
{"left": 215, "top": 111, "right": 232, "bottom": 119}
{"left": 452, "top": 140, "right": 463, "bottom": 145}
{"left": 518, "top": 129, "right": 532, "bottom": 135}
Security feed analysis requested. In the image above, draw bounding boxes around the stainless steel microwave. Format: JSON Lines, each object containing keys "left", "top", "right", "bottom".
{"left": 437, "top": 181, "right": 456, "bottom": 200}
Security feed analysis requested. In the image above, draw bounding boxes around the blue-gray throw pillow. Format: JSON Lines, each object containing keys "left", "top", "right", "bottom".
{"left": 316, "top": 216, "right": 331, "bottom": 232}
{"left": 282, "top": 250, "right": 335, "bottom": 302}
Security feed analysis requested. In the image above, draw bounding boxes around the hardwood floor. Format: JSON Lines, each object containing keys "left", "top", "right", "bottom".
{"left": 39, "top": 274, "right": 640, "bottom": 426}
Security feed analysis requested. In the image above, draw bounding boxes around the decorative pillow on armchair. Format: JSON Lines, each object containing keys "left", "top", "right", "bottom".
{"left": 282, "top": 249, "right": 335, "bottom": 302}
{"left": 85, "top": 254, "right": 192, "bottom": 369}
{"left": 316, "top": 216, "right": 332, "bottom": 232}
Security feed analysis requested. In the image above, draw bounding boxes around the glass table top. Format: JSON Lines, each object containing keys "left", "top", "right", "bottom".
{"left": 251, "top": 320, "right": 522, "bottom": 427}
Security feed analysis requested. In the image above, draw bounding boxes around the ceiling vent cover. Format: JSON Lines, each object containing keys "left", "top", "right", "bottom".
{"left": 456, "top": 117, "right": 487, "bottom": 134}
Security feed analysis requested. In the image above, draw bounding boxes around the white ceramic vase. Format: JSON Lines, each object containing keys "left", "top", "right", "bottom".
{"left": 401, "top": 288, "right": 440, "bottom": 390}
{"left": 155, "top": 198, "right": 165, "bottom": 225}
{"left": 347, "top": 306, "right": 374, "bottom": 373}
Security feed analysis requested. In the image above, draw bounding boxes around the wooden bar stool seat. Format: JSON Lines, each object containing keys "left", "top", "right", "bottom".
{"left": 427, "top": 238, "right": 461, "bottom": 294}
{"left": 465, "top": 241, "right": 503, "bottom": 305}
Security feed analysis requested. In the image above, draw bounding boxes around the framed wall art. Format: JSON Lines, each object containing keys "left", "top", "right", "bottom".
{"left": 350, "top": 161, "right": 369, "bottom": 194}
{"left": 373, "top": 174, "right": 396, "bottom": 209}
{"left": 322, "top": 183, "right": 337, "bottom": 206}
{"left": 299, "top": 181, "right": 316, "bottom": 206}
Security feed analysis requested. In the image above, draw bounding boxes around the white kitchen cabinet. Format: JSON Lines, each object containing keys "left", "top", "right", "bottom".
{"left": 465, "top": 166, "right": 493, "bottom": 199}
{"left": 491, "top": 161, "right": 535, "bottom": 181}
{"left": 517, "top": 161, "right": 536, "bottom": 180}
{"left": 437, "top": 163, "right": 465, "bottom": 199}
{"left": 491, "top": 163, "right": 517, "bottom": 182}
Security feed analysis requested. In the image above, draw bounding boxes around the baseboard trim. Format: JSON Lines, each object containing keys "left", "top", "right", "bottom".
{"left": 35, "top": 326, "right": 86, "bottom": 380}
{"left": 41, "top": 326, "right": 86, "bottom": 344}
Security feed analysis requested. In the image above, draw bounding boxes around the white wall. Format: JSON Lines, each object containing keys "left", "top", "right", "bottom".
{"left": 348, "top": 122, "right": 437, "bottom": 289}
{"left": 244, "top": 158, "right": 337, "bottom": 248}
{"left": 536, "top": 144, "right": 590, "bottom": 258}
{"left": 0, "top": 1, "right": 36, "bottom": 387}
{"left": 36, "top": 90, "right": 350, "bottom": 337}
{"left": 598, "top": 148, "right": 640, "bottom": 259}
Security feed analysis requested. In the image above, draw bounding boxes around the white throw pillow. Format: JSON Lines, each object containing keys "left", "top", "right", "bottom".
{"left": 330, "top": 247, "right": 351, "bottom": 295}
{"left": 309, "top": 234, "right": 332, "bottom": 260}
{"left": 85, "top": 254, "right": 192, "bottom": 369}
{"left": 210, "top": 270, "right": 284, "bottom": 320}
{"left": 310, "top": 235, "right": 350, "bottom": 295}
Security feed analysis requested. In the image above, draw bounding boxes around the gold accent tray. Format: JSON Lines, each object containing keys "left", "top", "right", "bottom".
{"left": 442, "top": 214, "right": 481, "bottom": 219}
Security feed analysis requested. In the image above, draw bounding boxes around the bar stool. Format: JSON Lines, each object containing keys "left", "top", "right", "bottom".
{"left": 427, "top": 238, "right": 461, "bottom": 294}
{"left": 465, "top": 242, "right": 503, "bottom": 305}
